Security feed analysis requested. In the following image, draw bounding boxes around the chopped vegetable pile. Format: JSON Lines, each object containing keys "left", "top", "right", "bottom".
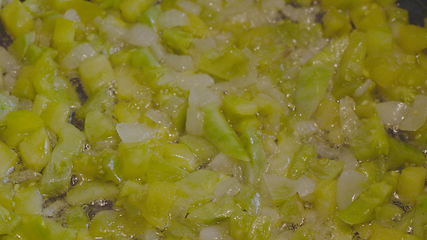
{"left": 0, "top": 0, "right": 426, "bottom": 239}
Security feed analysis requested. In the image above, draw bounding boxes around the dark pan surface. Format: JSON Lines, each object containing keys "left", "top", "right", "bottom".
{"left": 398, "top": 0, "right": 427, "bottom": 26}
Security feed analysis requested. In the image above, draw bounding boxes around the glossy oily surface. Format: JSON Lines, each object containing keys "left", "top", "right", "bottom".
{"left": 0, "top": 0, "right": 426, "bottom": 239}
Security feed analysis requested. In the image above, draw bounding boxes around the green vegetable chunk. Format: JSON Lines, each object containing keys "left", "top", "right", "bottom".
{"left": 203, "top": 104, "right": 250, "bottom": 162}
{"left": 339, "top": 181, "right": 393, "bottom": 225}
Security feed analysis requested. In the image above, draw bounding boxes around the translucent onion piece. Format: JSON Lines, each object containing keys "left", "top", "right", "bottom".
{"left": 399, "top": 95, "right": 427, "bottom": 131}
{"left": 116, "top": 123, "right": 158, "bottom": 143}
{"left": 376, "top": 101, "right": 408, "bottom": 127}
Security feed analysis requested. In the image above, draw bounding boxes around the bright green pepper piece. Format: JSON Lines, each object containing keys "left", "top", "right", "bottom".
{"left": 41, "top": 124, "right": 85, "bottom": 196}
{"left": 338, "top": 181, "right": 392, "bottom": 225}
{"left": 1, "top": 0, "right": 33, "bottom": 37}
{"left": 18, "top": 127, "right": 51, "bottom": 172}
{"left": 229, "top": 212, "right": 271, "bottom": 240}
{"left": 202, "top": 104, "right": 250, "bottom": 162}
{"left": 397, "top": 167, "right": 427, "bottom": 202}
{"left": 295, "top": 65, "right": 333, "bottom": 118}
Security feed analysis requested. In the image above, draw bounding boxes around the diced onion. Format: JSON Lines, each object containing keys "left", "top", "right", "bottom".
{"left": 180, "top": 74, "right": 215, "bottom": 90}
{"left": 185, "top": 86, "right": 220, "bottom": 135}
{"left": 315, "top": 137, "right": 341, "bottom": 159}
{"left": 336, "top": 170, "right": 367, "bottom": 209}
{"left": 339, "top": 148, "right": 358, "bottom": 170}
{"left": 354, "top": 79, "right": 373, "bottom": 97}
{"left": 0, "top": 47, "right": 19, "bottom": 73}
{"left": 142, "top": 229, "right": 160, "bottom": 240}
{"left": 376, "top": 101, "right": 408, "bottom": 127}
{"left": 3, "top": 72, "right": 16, "bottom": 92}
{"left": 264, "top": 174, "right": 315, "bottom": 200}
{"left": 399, "top": 95, "right": 427, "bottom": 131}
{"left": 280, "top": 4, "right": 319, "bottom": 25}
{"left": 293, "top": 120, "right": 318, "bottom": 137}
{"left": 214, "top": 177, "right": 241, "bottom": 199}
{"left": 163, "top": 54, "right": 194, "bottom": 72}
{"left": 116, "top": 123, "right": 158, "bottom": 143}
{"left": 96, "top": 16, "right": 128, "bottom": 42}
{"left": 63, "top": 9, "right": 80, "bottom": 22}
{"left": 339, "top": 97, "right": 359, "bottom": 138}
{"left": 193, "top": 37, "right": 217, "bottom": 52}
{"left": 176, "top": 0, "right": 201, "bottom": 15}
{"left": 145, "top": 109, "right": 171, "bottom": 127}
{"left": 62, "top": 43, "right": 97, "bottom": 69}
{"left": 260, "top": 207, "right": 281, "bottom": 224}
{"left": 126, "top": 24, "right": 158, "bottom": 47}
{"left": 200, "top": 226, "right": 226, "bottom": 240}
{"left": 185, "top": 105, "right": 204, "bottom": 135}
{"left": 9, "top": 169, "right": 40, "bottom": 184}
{"left": 264, "top": 175, "right": 296, "bottom": 201}
{"left": 293, "top": 176, "right": 316, "bottom": 198}
{"left": 196, "top": 0, "right": 222, "bottom": 12}
{"left": 42, "top": 200, "right": 68, "bottom": 217}
{"left": 158, "top": 9, "right": 188, "bottom": 28}
{"left": 158, "top": 72, "right": 214, "bottom": 90}
{"left": 150, "top": 42, "right": 167, "bottom": 60}
{"left": 209, "top": 153, "right": 234, "bottom": 175}
{"left": 188, "top": 87, "right": 220, "bottom": 108}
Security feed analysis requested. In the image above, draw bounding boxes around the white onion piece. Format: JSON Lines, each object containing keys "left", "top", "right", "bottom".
{"left": 185, "top": 91, "right": 217, "bottom": 134}
{"left": 179, "top": 74, "right": 215, "bottom": 90}
{"left": 214, "top": 177, "right": 240, "bottom": 199}
{"left": 159, "top": 9, "right": 188, "bottom": 28}
{"left": 64, "top": 9, "right": 80, "bottom": 22}
{"left": 281, "top": 4, "right": 320, "bottom": 25}
{"left": 176, "top": 0, "right": 201, "bottom": 15}
{"left": 199, "top": 226, "right": 226, "bottom": 240}
{"left": 0, "top": 93, "right": 17, "bottom": 121}
{"left": 315, "top": 140, "right": 340, "bottom": 159}
{"left": 157, "top": 72, "right": 177, "bottom": 86}
{"left": 62, "top": 43, "right": 97, "bottom": 69}
{"left": 185, "top": 105, "right": 204, "bottom": 135}
{"left": 9, "top": 169, "right": 40, "bottom": 183}
{"left": 150, "top": 42, "right": 167, "bottom": 61}
{"left": 339, "top": 148, "right": 358, "bottom": 170}
{"left": 3, "top": 72, "right": 16, "bottom": 92}
{"left": 126, "top": 24, "right": 158, "bottom": 47}
{"left": 116, "top": 123, "right": 158, "bottom": 143}
{"left": 260, "top": 207, "right": 281, "bottom": 224}
{"left": 354, "top": 79, "right": 373, "bottom": 97}
{"left": 188, "top": 87, "right": 220, "bottom": 108}
{"left": 164, "top": 54, "right": 194, "bottom": 72}
{"left": 339, "top": 97, "right": 359, "bottom": 138}
{"left": 197, "top": 0, "right": 222, "bottom": 12}
{"left": 185, "top": 82, "right": 220, "bottom": 135}
{"left": 158, "top": 72, "right": 214, "bottom": 90}
{"left": 97, "top": 16, "right": 127, "bottom": 42}
{"left": 145, "top": 109, "right": 171, "bottom": 127}
{"left": 270, "top": 135, "right": 299, "bottom": 174}
{"left": 209, "top": 153, "right": 234, "bottom": 175}
{"left": 193, "top": 37, "right": 217, "bottom": 52}
{"left": 376, "top": 101, "right": 408, "bottom": 127}
{"left": 42, "top": 200, "right": 68, "bottom": 217}
{"left": 0, "top": 47, "right": 19, "bottom": 73}
{"left": 294, "top": 176, "right": 316, "bottom": 198}
{"left": 336, "top": 170, "right": 367, "bottom": 209}
{"left": 293, "top": 120, "right": 318, "bottom": 137}
{"left": 263, "top": 175, "right": 296, "bottom": 201}
{"left": 142, "top": 229, "right": 160, "bottom": 240}
{"left": 399, "top": 95, "right": 427, "bottom": 131}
